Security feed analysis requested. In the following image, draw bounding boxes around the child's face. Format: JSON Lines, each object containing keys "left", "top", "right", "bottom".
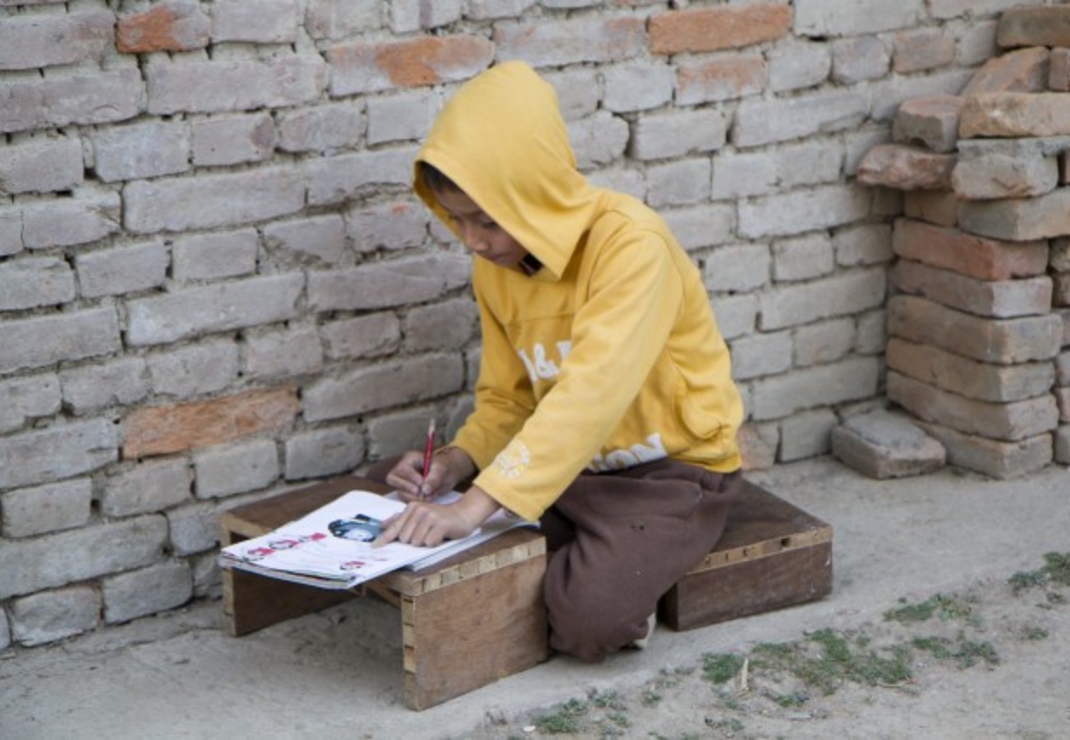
{"left": 434, "top": 186, "right": 530, "bottom": 272}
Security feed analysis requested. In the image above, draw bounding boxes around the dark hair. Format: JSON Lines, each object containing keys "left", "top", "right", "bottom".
{"left": 418, "top": 161, "right": 461, "bottom": 193}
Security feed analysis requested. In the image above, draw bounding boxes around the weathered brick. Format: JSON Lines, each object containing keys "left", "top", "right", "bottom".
{"left": 124, "top": 167, "right": 305, "bottom": 233}
{"left": 889, "top": 372, "right": 1058, "bottom": 441}
{"left": 117, "top": 0, "right": 210, "bottom": 53}
{"left": 367, "top": 93, "right": 440, "bottom": 146}
{"left": 60, "top": 358, "right": 149, "bottom": 416}
{"left": 780, "top": 409, "right": 839, "bottom": 462}
{"left": 648, "top": 4, "right": 790, "bottom": 55}
{"left": 892, "top": 95, "right": 963, "bottom": 154}
{"left": 893, "top": 28, "right": 955, "bottom": 74}
{"left": 390, "top": 0, "right": 462, "bottom": 32}
{"left": 733, "top": 91, "right": 868, "bottom": 148}
{"left": 1051, "top": 48, "right": 1070, "bottom": 92}
{"left": 147, "top": 56, "right": 326, "bottom": 115}
{"left": 1, "top": 479, "right": 92, "bottom": 539}
{"left": 309, "top": 255, "right": 468, "bottom": 312}
{"left": 329, "top": 36, "right": 493, "bottom": 96}
{"left": 305, "top": 147, "right": 415, "bottom": 206}
{"left": 738, "top": 184, "right": 872, "bottom": 239}
{"left": 464, "top": 0, "right": 538, "bottom": 20}
{"left": 75, "top": 241, "right": 169, "bottom": 299}
{"left": 737, "top": 422, "right": 778, "bottom": 471}
{"left": 959, "top": 188, "right": 1070, "bottom": 242}
{"left": 952, "top": 137, "right": 1068, "bottom": 200}
{"left": 0, "top": 375, "right": 61, "bottom": 435}
{"left": 305, "top": 0, "right": 381, "bottom": 40}
{"left": 771, "top": 234, "right": 834, "bottom": 283}
{"left": 193, "top": 439, "right": 280, "bottom": 498}
{"left": 191, "top": 113, "right": 275, "bottom": 167}
{"left": 660, "top": 204, "right": 733, "bottom": 251}
{"left": 494, "top": 18, "right": 644, "bottom": 68}
{"left": 121, "top": 387, "right": 299, "bottom": 459}
{"left": 997, "top": 6, "right": 1070, "bottom": 49}
{"left": 759, "top": 268, "right": 886, "bottom": 330}
{"left": 22, "top": 191, "right": 121, "bottom": 250}
{"left": 856, "top": 144, "right": 955, "bottom": 190}
{"left": 0, "top": 308, "right": 120, "bottom": 375}
{"left": 1055, "top": 424, "right": 1070, "bottom": 464}
{"left": 918, "top": 421, "right": 1052, "bottom": 478}
{"left": 959, "top": 20, "right": 1001, "bottom": 67}
{"left": 961, "top": 46, "right": 1049, "bottom": 96}
{"left": 960, "top": 92, "right": 1070, "bottom": 139}
{"left": 602, "top": 62, "right": 674, "bottom": 113}
{"left": 91, "top": 121, "right": 190, "bottom": 183}
{"left": 676, "top": 54, "right": 766, "bottom": 105}
{"left": 346, "top": 200, "right": 429, "bottom": 254}
{"left": 569, "top": 111, "right": 630, "bottom": 169}
{"left": 303, "top": 355, "right": 465, "bottom": 422}
{"left": 148, "top": 340, "right": 239, "bottom": 398}
{"left": 749, "top": 356, "right": 881, "bottom": 421}
{"left": 713, "top": 141, "right": 842, "bottom": 200}
{"left": 768, "top": 42, "right": 831, "bottom": 93}
{"left": 0, "top": 10, "right": 113, "bottom": 71}
{"left": 903, "top": 190, "right": 959, "bottom": 227}
{"left": 0, "top": 68, "right": 141, "bottom": 135}
{"left": 103, "top": 562, "right": 192, "bottom": 624}
{"left": 892, "top": 218, "right": 1049, "bottom": 280}
{"left": 276, "top": 103, "right": 364, "bottom": 153}
{"left": 322, "top": 313, "right": 402, "bottom": 360}
{"left": 211, "top": 0, "right": 298, "bottom": 43}
{"left": 0, "top": 418, "right": 119, "bottom": 491}
{"left": 834, "top": 223, "right": 893, "bottom": 267}
{"left": 703, "top": 244, "right": 770, "bottom": 294}
{"left": 887, "top": 337, "right": 1055, "bottom": 404}
{"left": 892, "top": 259, "right": 1052, "bottom": 319}
{"left": 126, "top": 274, "right": 303, "bottom": 346}
{"left": 729, "top": 331, "right": 793, "bottom": 381}
{"left": 1057, "top": 350, "right": 1070, "bottom": 386}
{"left": 1057, "top": 387, "right": 1070, "bottom": 422}
{"left": 404, "top": 297, "right": 479, "bottom": 352}
{"left": 101, "top": 459, "right": 191, "bottom": 518}
{"left": 264, "top": 215, "right": 346, "bottom": 264}
{"left": 795, "top": 0, "right": 923, "bottom": 36}
{"left": 172, "top": 229, "right": 259, "bottom": 283}
{"left": 645, "top": 158, "right": 711, "bottom": 208}
{"left": 929, "top": 0, "right": 1038, "bottom": 21}
{"left": 0, "top": 256, "right": 75, "bottom": 311}
{"left": 0, "top": 208, "right": 21, "bottom": 256}
{"left": 0, "top": 136, "right": 83, "bottom": 195}
{"left": 629, "top": 109, "right": 725, "bottom": 161}
{"left": 831, "top": 409, "right": 945, "bottom": 478}
{"left": 1055, "top": 272, "right": 1070, "bottom": 308}
{"left": 244, "top": 326, "right": 324, "bottom": 380}
{"left": 794, "top": 318, "right": 855, "bottom": 367}
{"left": 167, "top": 503, "right": 219, "bottom": 557}
{"left": 9, "top": 587, "right": 100, "bottom": 647}
{"left": 831, "top": 36, "right": 890, "bottom": 84}
{"left": 868, "top": 69, "right": 974, "bottom": 122}
{"left": 284, "top": 426, "right": 365, "bottom": 481}
{"left": 888, "top": 295, "right": 1064, "bottom": 364}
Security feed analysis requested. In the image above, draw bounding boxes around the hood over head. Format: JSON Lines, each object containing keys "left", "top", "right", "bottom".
{"left": 413, "top": 61, "right": 598, "bottom": 280}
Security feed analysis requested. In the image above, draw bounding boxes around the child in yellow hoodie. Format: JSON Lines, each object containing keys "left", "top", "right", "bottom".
{"left": 372, "top": 61, "right": 745, "bottom": 662}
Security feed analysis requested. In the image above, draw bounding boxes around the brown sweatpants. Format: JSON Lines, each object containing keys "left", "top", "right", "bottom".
{"left": 540, "top": 458, "right": 742, "bottom": 662}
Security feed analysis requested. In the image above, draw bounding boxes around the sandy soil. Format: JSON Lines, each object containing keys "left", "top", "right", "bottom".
{"left": 467, "top": 556, "right": 1070, "bottom": 739}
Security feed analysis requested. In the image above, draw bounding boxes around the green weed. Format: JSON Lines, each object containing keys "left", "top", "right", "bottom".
{"left": 533, "top": 697, "right": 587, "bottom": 734}
{"left": 1010, "top": 552, "right": 1070, "bottom": 594}
{"left": 701, "top": 652, "right": 745, "bottom": 684}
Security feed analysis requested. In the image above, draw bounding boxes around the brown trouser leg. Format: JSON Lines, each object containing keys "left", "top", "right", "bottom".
{"left": 542, "top": 459, "right": 743, "bottom": 663}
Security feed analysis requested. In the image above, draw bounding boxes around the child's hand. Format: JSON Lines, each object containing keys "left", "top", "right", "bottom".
{"left": 372, "top": 486, "right": 497, "bottom": 548}
{"left": 383, "top": 447, "right": 475, "bottom": 501}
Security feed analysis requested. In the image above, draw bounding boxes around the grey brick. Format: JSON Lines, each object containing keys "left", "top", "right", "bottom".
{"left": 891, "top": 260, "right": 1053, "bottom": 319}
{"left": 795, "top": 0, "right": 923, "bottom": 36}
{"left": 59, "top": 358, "right": 149, "bottom": 416}
{"left": 172, "top": 229, "right": 259, "bottom": 283}
{"left": 0, "top": 136, "right": 83, "bottom": 195}
{"left": 390, "top": 0, "right": 462, "bottom": 31}
{"left": 22, "top": 191, "right": 121, "bottom": 249}
{"left": 367, "top": 93, "right": 439, "bottom": 145}
{"left": 148, "top": 339, "right": 240, "bottom": 397}
{"left": 101, "top": 458, "right": 191, "bottom": 518}
{"left": 1056, "top": 425, "right": 1070, "bottom": 465}
{"left": 304, "top": 354, "right": 465, "bottom": 422}
{"left": 346, "top": 200, "right": 429, "bottom": 253}
{"left": 868, "top": 69, "right": 974, "bottom": 122}
{"left": 739, "top": 184, "right": 873, "bottom": 239}
{"left": 404, "top": 298, "right": 479, "bottom": 352}
{"left": 602, "top": 62, "right": 675, "bottom": 112}
{"left": 960, "top": 186, "right": 1070, "bottom": 242}
{"left": 91, "top": 122, "right": 190, "bottom": 183}
{"left": 166, "top": 503, "right": 219, "bottom": 557}
{"left": 729, "top": 331, "right": 793, "bottom": 380}
{"left": 749, "top": 356, "right": 881, "bottom": 420}
{"left": 856, "top": 309, "right": 887, "bottom": 355}
{"left": 126, "top": 274, "right": 304, "bottom": 346}
{"left": 0, "top": 515, "right": 166, "bottom": 599}
{"left": 0, "top": 308, "right": 121, "bottom": 375}
{"left": 103, "top": 562, "right": 192, "bottom": 624}
{"left": 794, "top": 318, "right": 856, "bottom": 367}
{"left": 919, "top": 422, "right": 1052, "bottom": 479}
{"left": 831, "top": 409, "right": 945, "bottom": 478}
{"left": 631, "top": 109, "right": 726, "bottom": 161}
{"left": 124, "top": 167, "right": 305, "bottom": 234}
{"left": 834, "top": 224, "right": 894, "bottom": 267}
{"left": 322, "top": 313, "right": 402, "bottom": 360}
{"left": 0, "top": 68, "right": 142, "bottom": 135}
{"left": 0, "top": 208, "right": 21, "bottom": 256}
{"left": 569, "top": 111, "right": 630, "bottom": 170}
{"left": 713, "top": 141, "right": 843, "bottom": 200}
{"left": 703, "top": 244, "right": 771, "bottom": 293}
{"left": 0, "top": 256, "right": 76, "bottom": 310}
{"left": 9, "top": 587, "right": 100, "bottom": 647}
{"left": 497, "top": 17, "right": 645, "bottom": 67}
{"left": 772, "top": 234, "right": 835, "bottom": 282}
{"left": 284, "top": 426, "right": 364, "bottom": 480}
{"left": 306, "top": 147, "right": 415, "bottom": 206}
{"left": 661, "top": 204, "right": 733, "bottom": 251}
{"left": 0, "top": 374, "right": 61, "bottom": 434}
{"left": 245, "top": 326, "right": 324, "bottom": 380}
{"left": 192, "top": 113, "right": 275, "bottom": 167}
{"left": 733, "top": 92, "right": 868, "bottom": 148}
{"left": 309, "top": 255, "right": 468, "bottom": 312}
{"left": 780, "top": 409, "right": 839, "bottom": 462}
{"left": 1, "top": 479, "right": 92, "bottom": 539}
{"left": 545, "top": 68, "right": 600, "bottom": 121}
{"left": 1058, "top": 350, "right": 1070, "bottom": 385}
{"left": 710, "top": 294, "right": 758, "bottom": 340}
{"left": 768, "top": 42, "right": 831, "bottom": 92}
{"left": 146, "top": 56, "right": 326, "bottom": 115}
{"left": 645, "top": 159, "right": 711, "bottom": 208}
{"left": 0, "top": 10, "right": 113, "bottom": 72}
{"left": 276, "top": 103, "right": 364, "bottom": 153}
{"left": 264, "top": 215, "right": 346, "bottom": 264}
{"left": 760, "top": 268, "right": 886, "bottom": 331}
{"left": 75, "top": 241, "right": 169, "bottom": 298}
{"left": 211, "top": 0, "right": 298, "bottom": 43}
{"left": 193, "top": 439, "right": 280, "bottom": 499}
{"left": 305, "top": 0, "right": 381, "bottom": 40}
{"left": 0, "top": 418, "right": 119, "bottom": 490}
{"left": 831, "top": 36, "right": 890, "bottom": 84}
{"left": 0, "top": 611, "right": 8, "bottom": 651}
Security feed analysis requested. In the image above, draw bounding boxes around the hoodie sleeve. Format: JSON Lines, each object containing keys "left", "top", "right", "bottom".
{"left": 467, "top": 230, "right": 684, "bottom": 521}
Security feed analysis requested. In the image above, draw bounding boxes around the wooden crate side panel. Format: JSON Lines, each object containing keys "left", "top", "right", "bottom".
{"left": 222, "top": 567, "right": 358, "bottom": 636}
{"left": 660, "top": 541, "right": 833, "bottom": 631}
{"left": 403, "top": 553, "right": 549, "bottom": 710}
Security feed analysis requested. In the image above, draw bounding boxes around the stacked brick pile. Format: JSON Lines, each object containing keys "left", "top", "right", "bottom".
{"left": 857, "top": 5, "right": 1070, "bottom": 477}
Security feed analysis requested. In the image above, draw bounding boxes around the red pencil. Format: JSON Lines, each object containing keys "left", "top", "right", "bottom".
{"left": 421, "top": 419, "right": 436, "bottom": 479}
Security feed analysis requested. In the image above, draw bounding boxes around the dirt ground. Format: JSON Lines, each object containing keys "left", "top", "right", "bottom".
{"left": 468, "top": 554, "right": 1070, "bottom": 740}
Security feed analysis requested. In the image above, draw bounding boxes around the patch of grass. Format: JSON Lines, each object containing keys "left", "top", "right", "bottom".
{"left": 912, "top": 633, "right": 999, "bottom": 668}
{"left": 701, "top": 652, "right": 745, "bottom": 684}
{"left": 1018, "top": 625, "right": 1049, "bottom": 641}
{"left": 884, "top": 593, "right": 976, "bottom": 625}
{"left": 1010, "top": 552, "right": 1070, "bottom": 594}
{"left": 533, "top": 697, "right": 587, "bottom": 734}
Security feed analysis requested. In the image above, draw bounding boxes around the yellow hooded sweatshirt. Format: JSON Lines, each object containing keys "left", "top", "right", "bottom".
{"left": 414, "top": 61, "right": 743, "bottom": 522}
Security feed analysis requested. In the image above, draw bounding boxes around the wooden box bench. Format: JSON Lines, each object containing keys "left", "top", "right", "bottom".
{"left": 658, "top": 479, "right": 833, "bottom": 631}
{"left": 219, "top": 476, "right": 549, "bottom": 711}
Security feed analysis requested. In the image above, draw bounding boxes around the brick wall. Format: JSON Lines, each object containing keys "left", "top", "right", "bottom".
{"left": 0, "top": 0, "right": 1053, "bottom": 649}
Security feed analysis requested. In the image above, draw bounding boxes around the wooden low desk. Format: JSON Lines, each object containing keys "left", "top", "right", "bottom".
{"left": 219, "top": 476, "right": 549, "bottom": 711}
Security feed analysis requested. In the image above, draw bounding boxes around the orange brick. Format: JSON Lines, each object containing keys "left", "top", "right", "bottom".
{"left": 961, "top": 47, "right": 1049, "bottom": 96}
{"left": 892, "top": 218, "right": 1049, "bottom": 281}
{"left": 117, "top": 1, "right": 210, "bottom": 54}
{"left": 123, "top": 387, "right": 299, "bottom": 459}
{"left": 677, "top": 54, "right": 766, "bottom": 104}
{"left": 329, "top": 36, "right": 494, "bottom": 94}
{"left": 649, "top": 4, "right": 791, "bottom": 55}
{"left": 893, "top": 29, "right": 955, "bottom": 75}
